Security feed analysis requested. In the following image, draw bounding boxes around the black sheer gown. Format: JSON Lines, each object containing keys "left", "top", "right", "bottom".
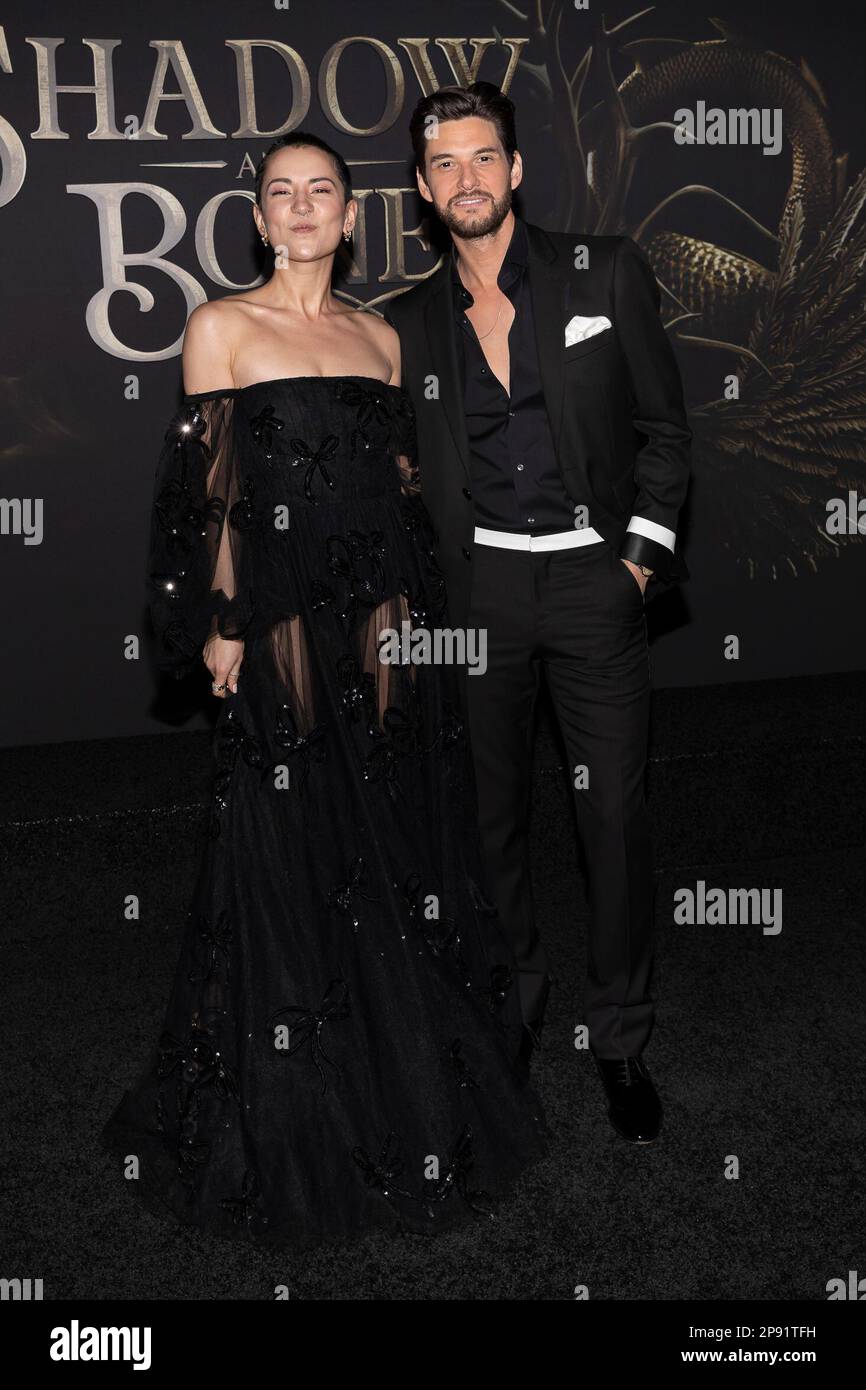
{"left": 100, "top": 374, "right": 549, "bottom": 1251}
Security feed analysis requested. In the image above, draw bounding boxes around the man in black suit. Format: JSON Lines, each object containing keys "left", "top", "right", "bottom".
{"left": 384, "top": 82, "right": 691, "bottom": 1143}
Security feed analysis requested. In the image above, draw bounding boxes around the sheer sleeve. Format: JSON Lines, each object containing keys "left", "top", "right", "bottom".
{"left": 389, "top": 388, "right": 437, "bottom": 551}
{"left": 148, "top": 390, "right": 254, "bottom": 678}
{"left": 390, "top": 388, "right": 422, "bottom": 502}
{"left": 386, "top": 386, "right": 447, "bottom": 638}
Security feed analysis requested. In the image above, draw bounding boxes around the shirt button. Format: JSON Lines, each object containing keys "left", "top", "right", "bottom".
{"left": 527, "top": 516, "right": 535, "bottom": 525}
{"left": 516, "top": 463, "right": 524, "bottom": 471}
{"left": 461, "top": 547, "right": 471, "bottom": 560}
{"left": 481, "top": 367, "right": 487, "bottom": 373}
{"left": 462, "top": 487, "right": 472, "bottom": 499}
{"left": 508, "top": 409, "right": 515, "bottom": 417}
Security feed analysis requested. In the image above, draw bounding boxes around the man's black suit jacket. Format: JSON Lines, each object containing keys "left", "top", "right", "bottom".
{"left": 383, "top": 220, "right": 692, "bottom": 637}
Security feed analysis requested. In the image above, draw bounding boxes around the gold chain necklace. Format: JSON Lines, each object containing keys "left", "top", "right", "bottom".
{"left": 473, "top": 299, "right": 503, "bottom": 341}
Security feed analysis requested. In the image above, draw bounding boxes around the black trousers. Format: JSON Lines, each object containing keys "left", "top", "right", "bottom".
{"left": 465, "top": 538, "right": 654, "bottom": 1059}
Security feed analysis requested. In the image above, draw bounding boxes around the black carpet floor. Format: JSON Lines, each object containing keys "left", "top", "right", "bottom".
{"left": 1, "top": 672, "right": 864, "bottom": 1300}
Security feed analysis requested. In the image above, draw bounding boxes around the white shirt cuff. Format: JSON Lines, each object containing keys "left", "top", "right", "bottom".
{"left": 626, "top": 516, "right": 676, "bottom": 552}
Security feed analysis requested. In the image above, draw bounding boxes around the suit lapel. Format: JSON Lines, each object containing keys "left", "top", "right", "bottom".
{"left": 526, "top": 222, "right": 569, "bottom": 456}
{"left": 423, "top": 268, "right": 471, "bottom": 485}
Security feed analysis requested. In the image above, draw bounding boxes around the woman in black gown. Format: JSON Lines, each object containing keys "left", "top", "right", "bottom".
{"left": 100, "top": 132, "right": 549, "bottom": 1251}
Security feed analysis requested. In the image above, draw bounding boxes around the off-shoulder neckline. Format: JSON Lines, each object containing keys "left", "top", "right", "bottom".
{"left": 184, "top": 374, "right": 407, "bottom": 402}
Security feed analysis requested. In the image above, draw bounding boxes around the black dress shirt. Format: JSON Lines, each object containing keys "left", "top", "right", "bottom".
{"left": 451, "top": 215, "right": 576, "bottom": 534}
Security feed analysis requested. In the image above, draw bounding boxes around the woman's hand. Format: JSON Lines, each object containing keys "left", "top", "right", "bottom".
{"left": 203, "top": 634, "right": 245, "bottom": 697}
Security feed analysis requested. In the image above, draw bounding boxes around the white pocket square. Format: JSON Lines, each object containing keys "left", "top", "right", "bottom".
{"left": 564, "top": 313, "right": 612, "bottom": 347}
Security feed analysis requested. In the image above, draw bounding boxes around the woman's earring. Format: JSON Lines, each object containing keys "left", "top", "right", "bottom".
{"left": 344, "top": 228, "right": 352, "bottom": 242}
{"left": 261, "top": 231, "right": 269, "bottom": 246}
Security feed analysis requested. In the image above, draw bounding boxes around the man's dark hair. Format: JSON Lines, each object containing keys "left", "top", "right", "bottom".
{"left": 254, "top": 131, "right": 353, "bottom": 206}
{"left": 409, "top": 81, "right": 517, "bottom": 179}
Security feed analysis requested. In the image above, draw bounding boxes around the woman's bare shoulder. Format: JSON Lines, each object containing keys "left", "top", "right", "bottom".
{"left": 350, "top": 302, "right": 401, "bottom": 380}
{"left": 182, "top": 299, "right": 241, "bottom": 393}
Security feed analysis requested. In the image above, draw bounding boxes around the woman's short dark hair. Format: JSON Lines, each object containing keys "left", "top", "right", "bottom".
{"left": 254, "top": 131, "right": 353, "bottom": 207}
{"left": 409, "top": 81, "right": 517, "bottom": 179}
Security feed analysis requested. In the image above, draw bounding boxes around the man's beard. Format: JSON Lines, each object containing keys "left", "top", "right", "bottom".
{"left": 436, "top": 185, "right": 512, "bottom": 239}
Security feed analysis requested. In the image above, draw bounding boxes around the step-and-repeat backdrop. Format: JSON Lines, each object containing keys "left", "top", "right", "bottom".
{"left": 1, "top": 0, "right": 864, "bottom": 744}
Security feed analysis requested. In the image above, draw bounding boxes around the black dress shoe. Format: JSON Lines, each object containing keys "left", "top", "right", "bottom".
{"left": 592, "top": 1054, "right": 662, "bottom": 1143}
